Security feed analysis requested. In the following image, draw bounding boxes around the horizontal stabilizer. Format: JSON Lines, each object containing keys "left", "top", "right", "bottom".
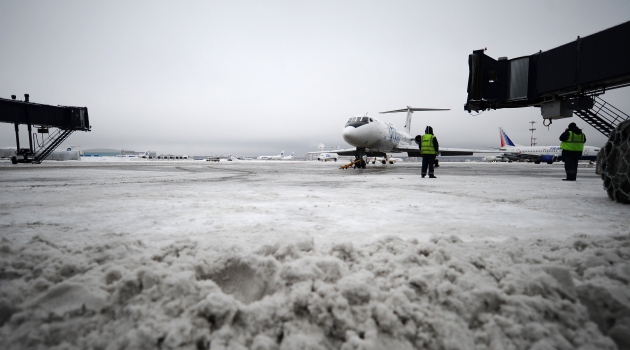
{"left": 379, "top": 107, "right": 450, "bottom": 114}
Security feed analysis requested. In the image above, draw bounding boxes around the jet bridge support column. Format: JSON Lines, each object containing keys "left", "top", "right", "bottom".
{"left": 14, "top": 123, "right": 20, "bottom": 150}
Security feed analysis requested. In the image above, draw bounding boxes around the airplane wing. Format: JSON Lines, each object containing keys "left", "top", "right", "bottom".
{"left": 309, "top": 147, "right": 503, "bottom": 157}
{"left": 307, "top": 148, "right": 387, "bottom": 157}
{"left": 395, "top": 146, "right": 505, "bottom": 157}
{"left": 329, "top": 148, "right": 387, "bottom": 157}
{"left": 500, "top": 152, "right": 542, "bottom": 162}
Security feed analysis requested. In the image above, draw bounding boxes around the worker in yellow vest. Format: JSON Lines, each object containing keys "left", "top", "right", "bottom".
{"left": 417, "top": 126, "right": 439, "bottom": 178}
{"left": 559, "top": 122, "right": 586, "bottom": 181}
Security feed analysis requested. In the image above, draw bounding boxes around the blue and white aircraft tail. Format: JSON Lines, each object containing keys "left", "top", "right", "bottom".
{"left": 281, "top": 151, "right": 295, "bottom": 160}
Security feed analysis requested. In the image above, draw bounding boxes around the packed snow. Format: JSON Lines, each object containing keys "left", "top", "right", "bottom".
{"left": 0, "top": 160, "right": 628, "bottom": 350}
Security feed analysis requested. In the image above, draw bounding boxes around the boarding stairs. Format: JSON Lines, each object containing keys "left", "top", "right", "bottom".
{"left": 32, "top": 129, "right": 75, "bottom": 164}
{"left": 573, "top": 96, "right": 629, "bottom": 137}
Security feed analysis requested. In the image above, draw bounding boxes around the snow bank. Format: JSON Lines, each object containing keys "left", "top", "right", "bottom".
{"left": 1, "top": 232, "right": 628, "bottom": 349}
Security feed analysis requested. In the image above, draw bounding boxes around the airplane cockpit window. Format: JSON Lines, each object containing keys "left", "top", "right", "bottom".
{"left": 345, "top": 116, "right": 370, "bottom": 127}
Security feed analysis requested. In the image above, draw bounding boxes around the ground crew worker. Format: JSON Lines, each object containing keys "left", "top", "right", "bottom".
{"left": 416, "top": 126, "right": 439, "bottom": 178}
{"left": 559, "top": 122, "right": 586, "bottom": 181}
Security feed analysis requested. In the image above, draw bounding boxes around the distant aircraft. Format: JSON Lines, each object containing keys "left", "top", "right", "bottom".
{"left": 139, "top": 151, "right": 153, "bottom": 159}
{"left": 333, "top": 106, "right": 492, "bottom": 168}
{"left": 257, "top": 150, "right": 284, "bottom": 160}
{"left": 318, "top": 152, "right": 339, "bottom": 162}
{"left": 307, "top": 145, "right": 340, "bottom": 162}
{"left": 281, "top": 151, "right": 295, "bottom": 160}
{"left": 491, "top": 128, "right": 600, "bottom": 164}
{"left": 482, "top": 154, "right": 508, "bottom": 162}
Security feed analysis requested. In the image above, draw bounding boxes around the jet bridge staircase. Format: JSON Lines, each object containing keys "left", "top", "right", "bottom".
{"left": 32, "top": 128, "right": 76, "bottom": 164}
{"left": 573, "top": 95, "right": 629, "bottom": 137}
{"left": 0, "top": 95, "right": 90, "bottom": 164}
{"left": 464, "top": 20, "right": 630, "bottom": 137}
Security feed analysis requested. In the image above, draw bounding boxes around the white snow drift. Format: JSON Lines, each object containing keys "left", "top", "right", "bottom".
{"left": 0, "top": 161, "right": 628, "bottom": 349}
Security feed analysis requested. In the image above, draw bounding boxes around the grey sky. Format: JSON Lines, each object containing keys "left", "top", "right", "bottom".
{"left": 1, "top": 0, "right": 629, "bottom": 156}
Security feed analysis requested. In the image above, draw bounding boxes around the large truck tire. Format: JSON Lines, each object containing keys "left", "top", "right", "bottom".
{"left": 596, "top": 119, "right": 630, "bottom": 204}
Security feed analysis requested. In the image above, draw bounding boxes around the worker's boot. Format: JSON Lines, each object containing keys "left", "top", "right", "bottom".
{"left": 429, "top": 174, "right": 437, "bottom": 178}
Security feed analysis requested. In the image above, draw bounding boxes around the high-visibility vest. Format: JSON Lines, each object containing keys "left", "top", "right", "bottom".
{"left": 560, "top": 131, "right": 585, "bottom": 152}
{"left": 420, "top": 134, "right": 437, "bottom": 155}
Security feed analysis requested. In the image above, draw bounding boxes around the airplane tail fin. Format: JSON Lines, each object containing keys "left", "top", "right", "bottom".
{"left": 499, "top": 128, "right": 517, "bottom": 147}
{"left": 380, "top": 106, "right": 450, "bottom": 135}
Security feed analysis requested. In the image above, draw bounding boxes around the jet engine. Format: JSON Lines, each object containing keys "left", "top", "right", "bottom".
{"left": 540, "top": 155, "right": 556, "bottom": 164}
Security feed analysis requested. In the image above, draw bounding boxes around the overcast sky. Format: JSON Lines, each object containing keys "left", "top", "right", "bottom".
{"left": 1, "top": 0, "right": 629, "bottom": 156}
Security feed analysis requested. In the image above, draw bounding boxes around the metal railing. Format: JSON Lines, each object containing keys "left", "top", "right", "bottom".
{"left": 574, "top": 96, "right": 629, "bottom": 137}
{"left": 33, "top": 129, "right": 74, "bottom": 164}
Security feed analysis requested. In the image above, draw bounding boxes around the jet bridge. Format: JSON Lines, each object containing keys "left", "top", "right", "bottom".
{"left": 0, "top": 95, "right": 90, "bottom": 164}
{"left": 464, "top": 21, "right": 630, "bottom": 136}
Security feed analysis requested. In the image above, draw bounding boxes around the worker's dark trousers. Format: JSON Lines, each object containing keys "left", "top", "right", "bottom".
{"left": 421, "top": 155, "right": 436, "bottom": 176}
{"left": 562, "top": 150, "right": 581, "bottom": 180}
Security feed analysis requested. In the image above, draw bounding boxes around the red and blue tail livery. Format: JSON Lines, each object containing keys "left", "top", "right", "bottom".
{"left": 499, "top": 127, "right": 516, "bottom": 147}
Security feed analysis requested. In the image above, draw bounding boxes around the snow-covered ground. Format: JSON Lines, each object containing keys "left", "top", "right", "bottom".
{"left": 0, "top": 160, "right": 628, "bottom": 349}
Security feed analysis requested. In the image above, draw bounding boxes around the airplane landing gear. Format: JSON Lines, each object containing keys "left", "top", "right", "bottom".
{"left": 353, "top": 160, "right": 366, "bottom": 169}
{"left": 339, "top": 147, "right": 368, "bottom": 169}
{"left": 353, "top": 148, "right": 367, "bottom": 169}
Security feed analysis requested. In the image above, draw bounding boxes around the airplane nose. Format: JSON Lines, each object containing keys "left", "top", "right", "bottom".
{"left": 342, "top": 126, "right": 361, "bottom": 146}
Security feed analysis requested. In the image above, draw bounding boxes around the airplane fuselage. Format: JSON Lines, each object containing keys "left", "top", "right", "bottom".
{"left": 342, "top": 115, "right": 414, "bottom": 152}
{"left": 500, "top": 145, "right": 599, "bottom": 161}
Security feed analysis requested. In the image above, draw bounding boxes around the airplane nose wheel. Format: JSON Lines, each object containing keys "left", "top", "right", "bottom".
{"left": 352, "top": 147, "right": 367, "bottom": 169}
{"left": 353, "top": 160, "right": 367, "bottom": 169}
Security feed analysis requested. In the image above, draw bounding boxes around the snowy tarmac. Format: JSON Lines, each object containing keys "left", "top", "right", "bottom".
{"left": 0, "top": 160, "right": 628, "bottom": 349}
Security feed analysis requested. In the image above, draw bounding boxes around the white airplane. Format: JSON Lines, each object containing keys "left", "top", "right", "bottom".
{"left": 223, "top": 155, "right": 249, "bottom": 161}
{"left": 335, "top": 106, "right": 492, "bottom": 168}
{"left": 318, "top": 152, "right": 339, "bottom": 162}
{"left": 257, "top": 150, "right": 284, "bottom": 160}
{"left": 307, "top": 145, "right": 340, "bottom": 162}
{"left": 491, "top": 128, "right": 600, "bottom": 164}
{"left": 281, "top": 151, "right": 295, "bottom": 160}
{"left": 139, "top": 151, "right": 153, "bottom": 159}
